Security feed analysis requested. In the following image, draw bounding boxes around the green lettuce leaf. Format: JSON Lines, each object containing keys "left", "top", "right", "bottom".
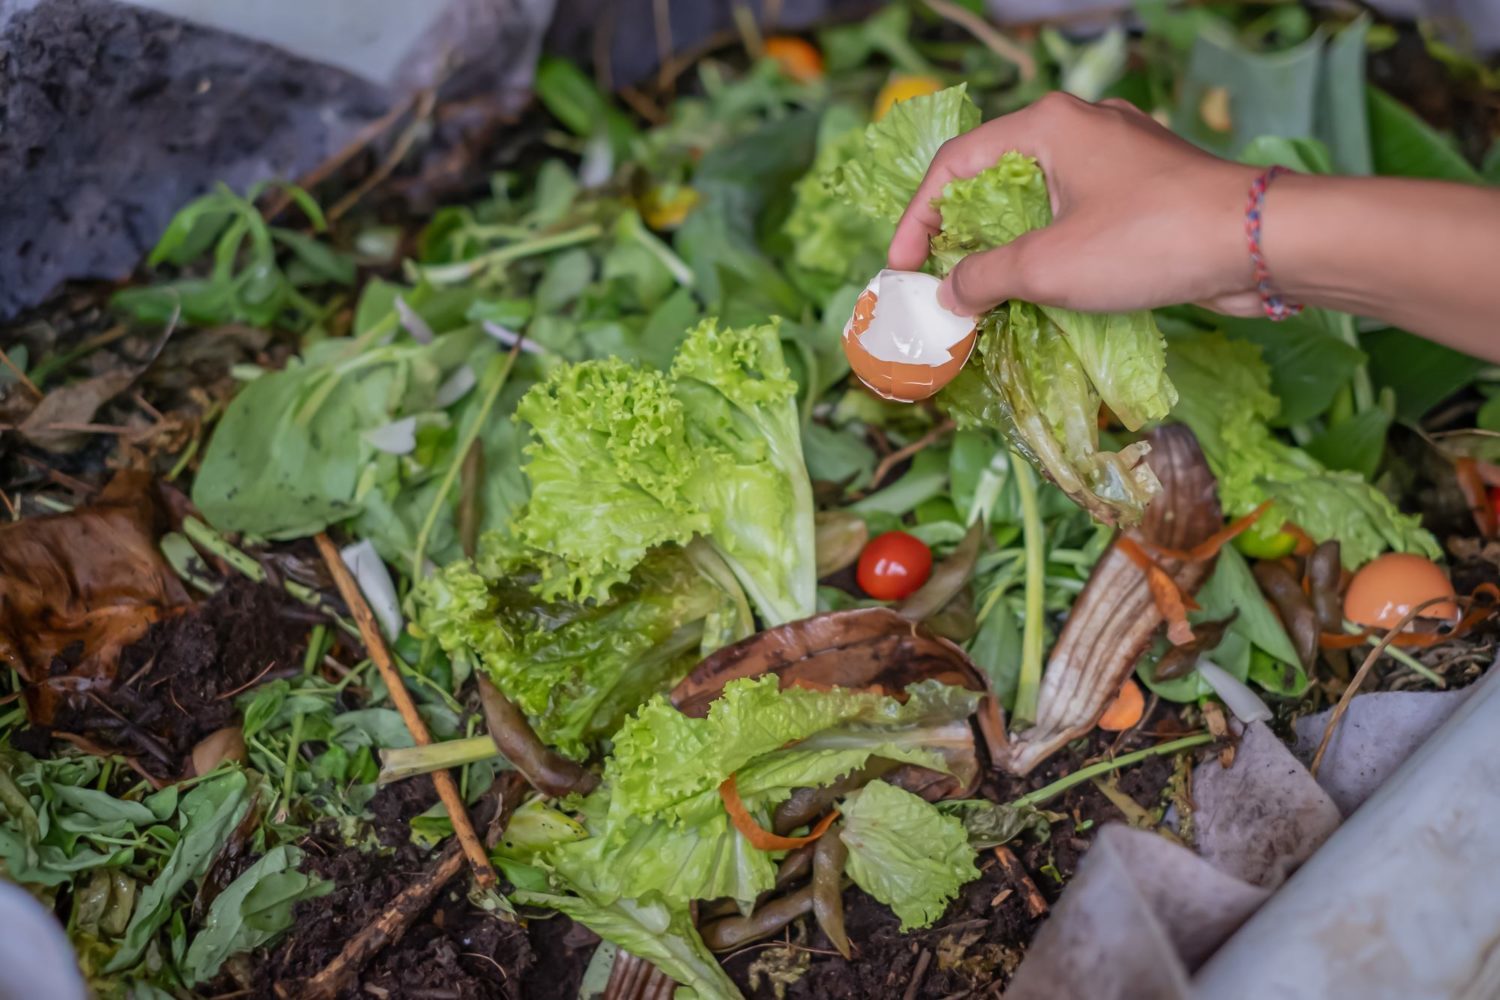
{"left": 416, "top": 540, "right": 750, "bottom": 759}
{"left": 1167, "top": 331, "right": 1438, "bottom": 566}
{"left": 829, "top": 85, "right": 981, "bottom": 225}
{"left": 514, "top": 320, "right": 817, "bottom": 625}
{"left": 782, "top": 107, "right": 892, "bottom": 292}
{"left": 840, "top": 779, "right": 979, "bottom": 930}
{"left": 672, "top": 318, "right": 817, "bottom": 625}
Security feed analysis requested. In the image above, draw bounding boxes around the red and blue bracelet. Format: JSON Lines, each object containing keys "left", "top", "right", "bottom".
{"left": 1245, "top": 165, "right": 1303, "bottom": 322}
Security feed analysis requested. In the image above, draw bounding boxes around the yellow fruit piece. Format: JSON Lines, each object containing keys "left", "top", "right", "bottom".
{"left": 1199, "top": 86, "right": 1232, "bottom": 134}
{"left": 640, "top": 186, "right": 700, "bottom": 231}
{"left": 764, "top": 36, "right": 824, "bottom": 83}
{"left": 874, "top": 74, "right": 945, "bottom": 121}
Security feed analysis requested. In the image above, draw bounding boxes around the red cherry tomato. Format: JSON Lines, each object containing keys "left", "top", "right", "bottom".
{"left": 856, "top": 531, "right": 932, "bottom": 601}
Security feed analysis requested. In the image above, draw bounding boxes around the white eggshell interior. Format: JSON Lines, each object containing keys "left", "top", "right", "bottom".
{"left": 845, "top": 269, "right": 974, "bottom": 365}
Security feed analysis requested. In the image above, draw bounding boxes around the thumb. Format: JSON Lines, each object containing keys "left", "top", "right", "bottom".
{"left": 937, "top": 229, "right": 1055, "bottom": 316}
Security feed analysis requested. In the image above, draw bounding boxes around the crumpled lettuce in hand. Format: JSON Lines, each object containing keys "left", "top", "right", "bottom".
{"left": 830, "top": 87, "right": 1175, "bottom": 526}
{"left": 415, "top": 538, "right": 751, "bottom": 760}
{"left": 513, "top": 318, "right": 817, "bottom": 624}
{"left": 1167, "top": 331, "right": 1439, "bottom": 567}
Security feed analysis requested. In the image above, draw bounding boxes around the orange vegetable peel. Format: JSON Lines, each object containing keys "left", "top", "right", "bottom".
{"left": 720, "top": 774, "right": 839, "bottom": 851}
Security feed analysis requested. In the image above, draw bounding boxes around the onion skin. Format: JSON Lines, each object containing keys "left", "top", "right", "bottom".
{"left": 477, "top": 677, "right": 597, "bottom": 797}
{"left": 998, "top": 426, "right": 1223, "bottom": 776}
{"left": 700, "top": 887, "right": 815, "bottom": 951}
{"left": 1253, "top": 560, "right": 1321, "bottom": 670}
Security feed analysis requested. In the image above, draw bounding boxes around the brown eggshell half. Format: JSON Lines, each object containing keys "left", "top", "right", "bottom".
{"left": 1344, "top": 552, "right": 1460, "bottom": 630}
{"left": 842, "top": 288, "right": 977, "bottom": 402}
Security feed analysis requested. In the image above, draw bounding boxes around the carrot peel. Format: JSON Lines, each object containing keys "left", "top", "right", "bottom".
{"left": 1117, "top": 536, "right": 1194, "bottom": 645}
{"left": 1141, "top": 500, "right": 1273, "bottom": 564}
{"left": 720, "top": 774, "right": 838, "bottom": 851}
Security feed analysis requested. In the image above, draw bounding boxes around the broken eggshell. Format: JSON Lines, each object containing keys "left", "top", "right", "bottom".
{"left": 842, "top": 269, "right": 977, "bottom": 401}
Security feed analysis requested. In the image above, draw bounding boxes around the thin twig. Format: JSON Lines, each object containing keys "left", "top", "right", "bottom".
{"left": 924, "top": 0, "right": 1038, "bottom": 81}
{"left": 992, "top": 845, "right": 1048, "bottom": 917}
{"left": 903, "top": 949, "right": 933, "bottom": 1000}
{"left": 0, "top": 345, "right": 41, "bottom": 398}
{"left": 653, "top": 0, "right": 675, "bottom": 93}
{"left": 0, "top": 487, "right": 16, "bottom": 520}
{"left": 263, "top": 91, "right": 423, "bottom": 221}
{"left": 863, "top": 420, "right": 956, "bottom": 495}
{"left": 1310, "top": 595, "right": 1474, "bottom": 777}
{"left": 314, "top": 532, "right": 497, "bottom": 888}
{"left": 215, "top": 659, "right": 281, "bottom": 701}
{"left": 329, "top": 88, "right": 438, "bottom": 222}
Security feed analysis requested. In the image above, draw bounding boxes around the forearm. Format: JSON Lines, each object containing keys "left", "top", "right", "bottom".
{"left": 1267, "top": 174, "right": 1500, "bottom": 362}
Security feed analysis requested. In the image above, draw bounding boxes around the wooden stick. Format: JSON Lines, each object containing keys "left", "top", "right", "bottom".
{"left": 863, "top": 419, "right": 955, "bottom": 495}
{"left": 328, "top": 88, "right": 438, "bottom": 222}
{"left": 294, "top": 782, "right": 519, "bottom": 1000}
{"left": 993, "top": 845, "right": 1048, "bottom": 918}
{"left": 314, "top": 532, "right": 496, "bottom": 887}
{"left": 0, "top": 345, "right": 41, "bottom": 398}
{"left": 923, "top": 0, "right": 1038, "bottom": 82}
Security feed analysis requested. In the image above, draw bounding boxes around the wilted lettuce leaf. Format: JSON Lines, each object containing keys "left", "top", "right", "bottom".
{"left": 416, "top": 540, "right": 749, "bottom": 759}
{"left": 1167, "top": 331, "right": 1438, "bottom": 566}
{"left": 512, "top": 883, "right": 742, "bottom": 1000}
{"left": 514, "top": 319, "right": 817, "bottom": 625}
{"left": 840, "top": 779, "right": 979, "bottom": 930}
{"left": 830, "top": 87, "right": 1172, "bottom": 526}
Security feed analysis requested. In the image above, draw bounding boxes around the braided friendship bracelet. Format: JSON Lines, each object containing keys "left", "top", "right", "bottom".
{"left": 1245, "top": 165, "right": 1303, "bottom": 322}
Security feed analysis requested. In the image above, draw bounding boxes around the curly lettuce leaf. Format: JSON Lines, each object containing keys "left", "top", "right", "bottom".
{"left": 829, "top": 85, "right": 981, "bottom": 224}
{"left": 416, "top": 540, "right": 748, "bottom": 759}
{"left": 783, "top": 108, "right": 892, "bottom": 292}
{"left": 1167, "top": 331, "right": 1438, "bottom": 566}
{"left": 840, "top": 779, "right": 979, "bottom": 930}
{"left": 672, "top": 319, "right": 817, "bottom": 625}
{"left": 512, "top": 358, "right": 708, "bottom": 603}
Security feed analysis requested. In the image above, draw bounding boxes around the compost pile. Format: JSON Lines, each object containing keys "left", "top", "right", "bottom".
{"left": 2, "top": 4, "right": 1499, "bottom": 999}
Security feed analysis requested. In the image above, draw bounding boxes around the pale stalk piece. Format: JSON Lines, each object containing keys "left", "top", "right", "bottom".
{"left": 378, "top": 735, "right": 502, "bottom": 784}
{"left": 923, "top": 0, "right": 1038, "bottom": 81}
{"left": 314, "top": 532, "right": 496, "bottom": 888}
{"left": 1310, "top": 594, "right": 1476, "bottom": 778}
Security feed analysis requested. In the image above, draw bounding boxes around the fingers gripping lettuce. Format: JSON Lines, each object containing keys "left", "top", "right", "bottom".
{"left": 828, "top": 86, "right": 1175, "bottom": 525}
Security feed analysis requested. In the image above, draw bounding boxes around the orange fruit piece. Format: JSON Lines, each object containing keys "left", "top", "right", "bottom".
{"left": 764, "top": 36, "right": 824, "bottom": 83}
{"left": 1098, "top": 678, "right": 1145, "bottom": 732}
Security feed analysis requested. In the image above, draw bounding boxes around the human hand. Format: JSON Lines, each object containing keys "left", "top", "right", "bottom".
{"left": 888, "top": 92, "right": 1262, "bottom": 318}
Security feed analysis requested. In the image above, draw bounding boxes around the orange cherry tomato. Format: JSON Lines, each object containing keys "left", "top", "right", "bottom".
{"left": 856, "top": 531, "right": 932, "bottom": 601}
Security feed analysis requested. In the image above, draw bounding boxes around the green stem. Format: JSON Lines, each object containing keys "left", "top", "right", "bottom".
{"left": 280, "top": 712, "right": 304, "bottom": 809}
{"left": 1010, "top": 455, "right": 1046, "bottom": 727}
{"left": 182, "top": 517, "right": 359, "bottom": 640}
{"left": 378, "top": 735, "right": 504, "bottom": 785}
{"left": 1334, "top": 313, "right": 1375, "bottom": 412}
{"left": 411, "top": 350, "right": 518, "bottom": 580}
{"left": 1343, "top": 622, "right": 1445, "bottom": 687}
{"left": 1009, "top": 734, "right": 1215, "bottom": 810}
{"left": 302, "top": 625, "right": 326, "bottom": 676}
{"left": 417, "top": 224, "right": 604, "bottom": 285}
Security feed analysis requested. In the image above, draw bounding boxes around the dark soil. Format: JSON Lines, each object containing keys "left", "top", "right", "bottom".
{"left": 720, "top": 723, "right": 1186, "bottom": 1000}
{"left": 42, "top": 578, "right": 309, "bottom": 775}
{"left": 239, "top": 783, "right": 535, "bottom": 1000}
